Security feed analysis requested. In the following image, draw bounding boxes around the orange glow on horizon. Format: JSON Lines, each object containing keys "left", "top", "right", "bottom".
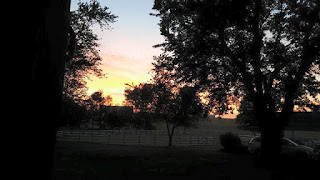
{"left": 85, "top": 53, "right": 153, "bottom": 105}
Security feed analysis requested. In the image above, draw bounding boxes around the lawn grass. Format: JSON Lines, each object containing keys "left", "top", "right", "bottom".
{"left": 54, "top": 116, "right": 319, "bottom": 179}
{"left": 53, "top": 140, "right": 320, "bottom": 180}
{"left": 155, "top": 116, "right": 320, "bottom": 142}
{"left": 53, "top": 143, "right": 272, "bottom": 179}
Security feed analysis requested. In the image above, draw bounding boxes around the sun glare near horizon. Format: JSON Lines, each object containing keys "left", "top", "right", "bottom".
{"left": 85, "top": 53, "right": 154, "bottom": 105}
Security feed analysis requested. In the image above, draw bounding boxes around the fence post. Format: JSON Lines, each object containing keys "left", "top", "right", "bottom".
{"left": 292, "top": 130, "right": 294, "bottom": 140}
{"left": 91, "top": 129, "right": 94, "bottom": 143}
{"left": 78, "top": 132, "right": 80, "bottom": 142}
{"left": 139, "top": 135, "right": 141, "bottom": 145}
{"left": 61, "top": 131, "right": 65, "bottom": 141}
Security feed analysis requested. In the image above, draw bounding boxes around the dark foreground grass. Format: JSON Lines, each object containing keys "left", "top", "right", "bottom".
{"left": 53, "top": 142, "right": 318, "bottom": 179}
{"left": 53, "top": 143, "right": 269, "bottom": 179}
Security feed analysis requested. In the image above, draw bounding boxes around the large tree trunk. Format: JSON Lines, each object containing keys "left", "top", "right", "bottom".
{"left": 259, "top": 115, "right": 283, "bottom": 167}
{"left": 32, "top": 0, "right": 71, "bottom": 179}
{"left": 254, "top": 95, "right": 284, "bottom": 168}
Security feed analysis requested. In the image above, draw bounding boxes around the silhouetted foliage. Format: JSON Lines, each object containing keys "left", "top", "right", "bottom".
{"left": 125, "top": 83, "right": 156, "bottom": 113}
{"left": 124, "top": 57, "right": 204, "bottom": 145}
{"left": 152, "top": 55, "right": 204, "bottom": 146}
{"left": 152, "top": 0, "right": 319, "bottom": 163}
{"left": 220, "top": 132, "right": 246, "bottom": 153}
{"left": 85, "top": 90, "right": 108, "bottom": 128}
{"left": 310, "top": 145, "right": 320, "bottom": 160}
{"left": 236, "top": 96, "right": 258, "bottom": 131}
{"left": 124, "top": 83, "right": 157, "bottom": 129}
{"left": 131, "top": 112, "right": 157, "bottom": 130}
{"left": 59, "top": 97, "right": 87, "bottom": 127}
{"left": 104, "top": 113, "right": 128, "bottom": 129}
{"left": 86, "top": 90, "right": 105, "bottom": 111}
{"left": 220, "top": 132, "right": 243, "bottom": 152}
{"left": 64, "top": 0, "right": 117, "bottom": 102}
{"left": 104, "top": 95, "right": 113, "bottom": 106}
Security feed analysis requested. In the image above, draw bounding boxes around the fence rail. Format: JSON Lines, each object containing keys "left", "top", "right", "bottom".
{"left": 56, "top": 130, "right": 257, "bottom": 146}
{"left": 56, "top": 129, "right": 260, "bottom": 135}
{"left": 57, "top": 129, "right": 319, "bottom": 147}
{"left": 57, "top": 132, "right": 215, "bottom": 146}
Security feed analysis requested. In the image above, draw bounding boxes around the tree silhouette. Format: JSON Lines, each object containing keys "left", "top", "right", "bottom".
{"left": 64, "top": 0, "right": 117, "bottom": 103}
{"left": 105, "top": 94, "right": 113, "bottom": 106}
{"left": 152, "top": 0, "right": 319, "bottom": 164}
{"left": 124, "top": 83, "right": 158, "bottom": 129}
{"left": 32, "top": 0, "right": 71, "bottom": 178}
{"left": 152, "top": 55, "right": 203, "bottom": 146}
{"left": 86, "top": 90, "right": 106, "bottom": 128}
{"left": 32, "top": 1, "right": 116, "bottom": 177}
{"left": 125, "top": 83, "right": 156, "bottom": 113}
{"left": 124, "top": 55, "right": 203, "bottom": 145}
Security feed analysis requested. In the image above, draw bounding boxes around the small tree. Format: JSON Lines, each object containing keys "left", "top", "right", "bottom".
{"left": 86, "top": 90, "right": 105, "bottom": 128}
{"left": 124, "top": 83, "right": 156, "bottom": 129}
{"left": 124, "top": 55, "right": 203, "bottom": 145}
{"left": 105, "top": 95, "right": 113, "bottom": 106}
{"left": 152, "top": 55, "right": 203, "bottom": 146}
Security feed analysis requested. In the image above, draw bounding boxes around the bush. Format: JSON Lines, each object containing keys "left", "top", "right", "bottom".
{"left": 220, "top": 132, "right": 243, "bottom": 152}
{"left": 310, "top": 145, "right": 320, "bottom": 160}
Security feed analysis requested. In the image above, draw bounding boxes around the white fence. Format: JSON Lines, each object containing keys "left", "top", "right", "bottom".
{"left": 56, "top": 130, "right": 258, "bottom": 147}
{"left": 57, "top": 129, "right": 320, "bottom": 147}
{"left": 57, "top": 130, "right": 214, "bottom": 146}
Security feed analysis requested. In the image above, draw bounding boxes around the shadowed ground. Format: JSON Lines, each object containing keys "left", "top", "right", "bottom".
{"left": 53, "top": 141, "right": 272, "bottom": 179}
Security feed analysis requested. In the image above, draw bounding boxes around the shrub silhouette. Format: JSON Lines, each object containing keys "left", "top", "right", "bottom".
{"left": 220, "top": 132, "right": 243, "bottom": 152}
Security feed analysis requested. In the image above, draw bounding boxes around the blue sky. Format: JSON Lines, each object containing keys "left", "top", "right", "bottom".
{"left": 71, "top": 0, "right": 163, "bottom": 58}
{"left": 71, "top": 0, "right": 164, "bottom": 105}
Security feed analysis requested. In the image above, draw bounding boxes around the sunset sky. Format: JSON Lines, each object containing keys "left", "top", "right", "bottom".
{"left": 72, "top": 0, "right": 164, "bottom": 105}
{"left": 71, "top": 1, "right": 319, "bottom": 119}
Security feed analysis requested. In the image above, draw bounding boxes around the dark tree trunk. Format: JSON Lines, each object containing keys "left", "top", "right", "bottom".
{"left": 168, "top": 134, "right": 173, "bottom": 147}
{"left": 259, "top": 115, "right": 283, "bottom": 167}
{"left": 166, "top": 118, "right": 176, "bottom": 147}
{"left": 32, "top": 0, "right": 71, "bottom": 179}
{"left": 254, "top": 95, "right": 284, "bottom": 168}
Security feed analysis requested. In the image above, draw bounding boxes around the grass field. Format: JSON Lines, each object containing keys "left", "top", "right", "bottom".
{"left": 54, "top": 116, "right": 319, "bottom": 179}
{"left": 58, "top": 115, "right": 320, "bottom": 147}
{"left": 53, "top": 142, "right": 272, "bottom": 179}
{"left": 53, "top": 141, "right": 319, "bottom": 179}
{"left": 154, "top": 115, "right": 320, "bottom": 143}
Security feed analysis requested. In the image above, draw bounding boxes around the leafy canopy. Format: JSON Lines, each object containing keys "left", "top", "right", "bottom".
{"left": 152, "top": 0, "right": 320, "bottom": 123}
{"left": 64, "top": 0, "right": 117, "bottom": 103}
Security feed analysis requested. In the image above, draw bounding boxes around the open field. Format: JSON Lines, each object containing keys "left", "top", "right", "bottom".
{"left": 53, "top": 142, "right": 269, "bottom": 179}
{"left": 54, "top": 116, "right": 319, "bottom": 179}
{"left": 53, "top": 141, "right": 319, "bottom": 179}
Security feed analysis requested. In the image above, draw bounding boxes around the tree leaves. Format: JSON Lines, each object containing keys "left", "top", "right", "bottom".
{"left": 152, "top": 0, "right": 320, "bottom": 117}
{"left": 64, "top": 0, "right": 117, "bottom": 103}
